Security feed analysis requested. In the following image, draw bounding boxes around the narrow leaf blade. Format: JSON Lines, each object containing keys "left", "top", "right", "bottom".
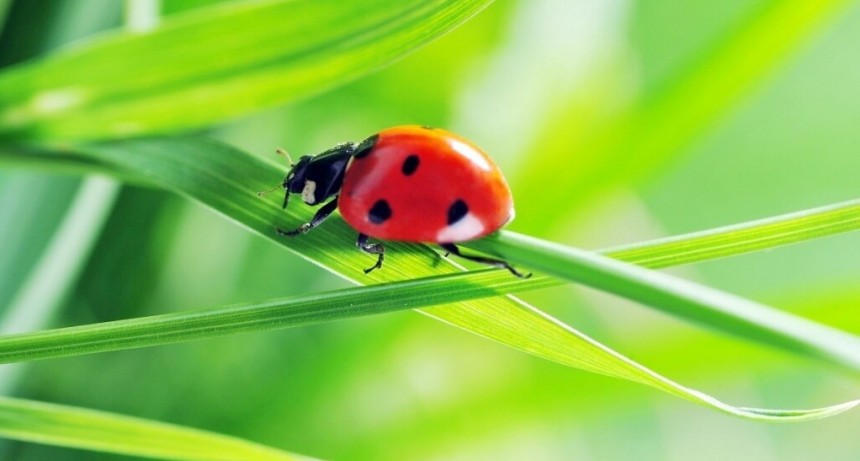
{"left": 53, "top": 135, "right": 858, "bottom": 422}
{"left": 0, "top": 0, "right": 493, "bottom": 140}
{"left": 0, "top": 396, "right": 315, "bottom": 461}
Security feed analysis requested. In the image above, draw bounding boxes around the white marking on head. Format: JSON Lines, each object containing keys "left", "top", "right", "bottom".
{"left": 301, "top": 180, "right": 317, "bottom": 204}
{"left": 436, "top": 213, "right": 486, "bottom": 243}
{"left": 450, "top": 139, "right": 491, "bottom": 171}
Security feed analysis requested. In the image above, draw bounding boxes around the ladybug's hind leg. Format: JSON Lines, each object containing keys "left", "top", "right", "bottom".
{"left": 278, "top": 197, "right": 338, "bottom": 237}
{"left": 439, "top": 243, "right": 531, "bottom": 279}
{"left": 356, "top": 233, "right": 384, "bottom": 274}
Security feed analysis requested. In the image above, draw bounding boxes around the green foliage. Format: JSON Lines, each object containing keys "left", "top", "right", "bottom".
{"left": 2, "top": 137, "right": 860, "bottom": 425}
{"left": 1, "top": 0, "right": 859, "bottom": 459}
{"left": 512, "top": 0, "right": 855, "bottom": 233}
{"left": 0, "top": 0, "right": 492, "bottom": 140}
{"left": 0, "top": 397, "right": 311, "bottom": 460}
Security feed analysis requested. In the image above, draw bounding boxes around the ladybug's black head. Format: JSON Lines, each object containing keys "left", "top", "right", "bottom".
{"left": 281, "top": 143, "right": 355, "bottom": 208}
{"left": 281, "top": 155, "right": 313, "bottom": 209}
{"left": 282, "top": 155, "right": 311, "bottom": 202}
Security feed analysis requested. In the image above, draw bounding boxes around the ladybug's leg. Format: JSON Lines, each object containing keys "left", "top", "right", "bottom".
{"left": 278, "top": 197, "right": 338, "bottom": 237}
{"left": 439, "top": 243, "right": 531, "bottom": 279}
{"left": 356, "top": 233, "right": 384, "bottom": 274}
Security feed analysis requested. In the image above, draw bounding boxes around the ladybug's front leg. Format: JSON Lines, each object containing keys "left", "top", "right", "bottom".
{"left": 278, "top": 197, "right": 338, "bottom": 237}
{"left": 356, "top": 233, "right": 384, "bottom": 274}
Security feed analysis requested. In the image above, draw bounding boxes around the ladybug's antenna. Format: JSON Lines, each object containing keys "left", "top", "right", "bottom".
{"left": 276, "top": 148, "right": 295, "bottom": 166}
{"left": 258, "top": 147, "right": 295, "bottom": 198}
{"left": 257, "top": 183, "right": 282, "bottom": 198}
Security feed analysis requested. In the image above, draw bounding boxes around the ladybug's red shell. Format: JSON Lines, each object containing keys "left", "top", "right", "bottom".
{"left": 339, "top": 126, "right": 514, "bottom": 243}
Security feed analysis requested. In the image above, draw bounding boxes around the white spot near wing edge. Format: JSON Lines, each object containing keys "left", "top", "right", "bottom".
{"left": 436, "top": 213, "right": 486, "bottom": 243}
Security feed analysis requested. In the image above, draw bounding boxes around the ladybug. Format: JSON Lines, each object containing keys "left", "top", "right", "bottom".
{"left": 273, "top": 125, "right": 529, "bottom": 278}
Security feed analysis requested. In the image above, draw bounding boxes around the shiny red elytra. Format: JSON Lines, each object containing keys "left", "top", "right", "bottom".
{"left": 273, "top": 125, "right": 528, "bottom": 277}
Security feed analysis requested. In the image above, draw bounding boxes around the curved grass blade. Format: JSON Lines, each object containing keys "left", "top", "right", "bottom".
{"left": 25, "top": 135, "right": 849, "bottom": 422}
{"left": 471, "top": 232, "right": 860, "bottom": 370}
{"left": 0, "top": 171, "right": 853, "bottom": 365}
{"left": 73, "top": 136, "right": 860, "bottom": 369}
{"left": 0, "top": 396, "right": 315, "bottom": 461}
{"left": 2, "top": 149, "right": 859, "bottom": 369}
{"left": 0, "top": 268, "right": 854, "bottom": 423}
{"left": 0, "top": 0, "right": 493, "bottom": 141}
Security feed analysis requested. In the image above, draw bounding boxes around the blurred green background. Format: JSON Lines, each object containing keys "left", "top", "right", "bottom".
{"left": 1, "top": 0, "right": 860, "bottom": 459}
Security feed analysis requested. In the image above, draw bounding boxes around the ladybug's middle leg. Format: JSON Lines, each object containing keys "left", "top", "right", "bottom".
{"left": 278, "top": 197, "right": 338, "bottom": 237}
{"left": 356, "top": 233, "right": 384, "bottom": 274}
{"left": 439, "top": 243, "right": 531, "bottom": 279}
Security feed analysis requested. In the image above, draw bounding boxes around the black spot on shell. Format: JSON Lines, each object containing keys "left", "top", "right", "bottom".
{"left": 368, "top": 199, "right": 392, "bottom": 224}
{"left": 353, "top": 134, "right": 379, "bottom": 159}
{"left": 401, "top": 155, "right": 420, "bottom": 176}
{"left": 447, "top": 199, "right": 468, "bottom": 225}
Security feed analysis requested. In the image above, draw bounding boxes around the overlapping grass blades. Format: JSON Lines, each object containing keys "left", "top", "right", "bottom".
{"left": 0, "top": 3, "right": 857, "bottom": 460}
{"left": 3, "top": 135, "right": 849, "bottom": 422}
{"left": 0, "top": 0, "right": 493, "bottom": 140}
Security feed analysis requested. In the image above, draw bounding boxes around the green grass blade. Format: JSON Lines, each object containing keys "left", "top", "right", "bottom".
{"left": 470, "top": 232, "right": 860, "bottom": 370}
{"left": 0, "top": 0, "right": 493, "bottom": 141}
{"left": 0, "top": 155, "right": 860, "bottom": 370}
{"left": 601, "top": 199, "right": 860, "bottom": 268}
{"left": 0, "top": 270, "right": 550, "bottom": 364}
{"left": 0, "top": 167, "right": 854, "bottom": 367}
{"left": 74, "top": 135, "right": 860, "bottom": 369}
{"left": 16, "top": 135, "right": 845, "bottom": 422}
{"left": 0, "top": 396, "right": 315, "bottom": 460}
{"left": 0, "top": 268, "right": 854, "bottom": 423}
{"left": 0, "top": 140, "right": 858, "bottom": 421}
